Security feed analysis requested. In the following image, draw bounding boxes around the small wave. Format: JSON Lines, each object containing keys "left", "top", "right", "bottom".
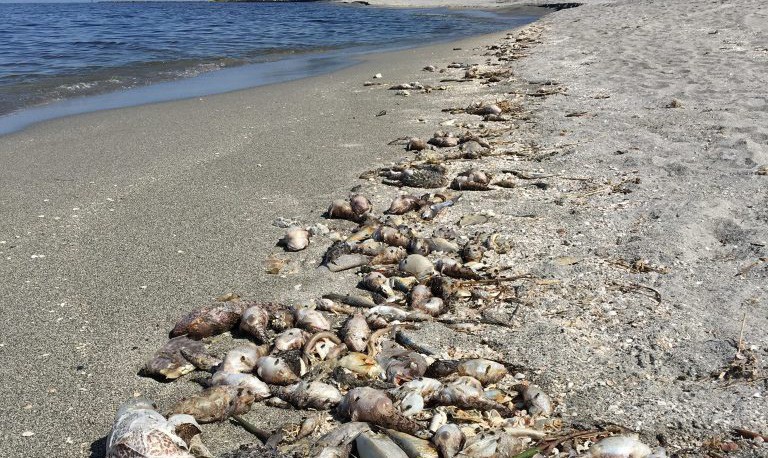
{"left": 57, "top": 81, "right": 98, "bottom": 91}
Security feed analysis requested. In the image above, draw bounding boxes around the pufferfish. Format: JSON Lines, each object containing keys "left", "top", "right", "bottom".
{"left": 107, "top": 398, "right": 209, "bottom": 458}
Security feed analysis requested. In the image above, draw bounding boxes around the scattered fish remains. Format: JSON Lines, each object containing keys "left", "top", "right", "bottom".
{"left": 107, "top": 24, "right": 667, "bottom": 458}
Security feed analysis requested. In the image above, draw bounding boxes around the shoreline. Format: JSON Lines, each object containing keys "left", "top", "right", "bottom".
{"left": 1, "top": 0, "right": 767, "bottom": 457}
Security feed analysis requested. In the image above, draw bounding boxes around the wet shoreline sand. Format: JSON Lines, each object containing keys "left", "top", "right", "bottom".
{"left": 1, "top": 0, "right": 766, "bottom": 457}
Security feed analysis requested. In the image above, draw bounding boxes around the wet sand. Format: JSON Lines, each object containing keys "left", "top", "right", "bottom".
{"left": 2, "top": 1, "right": 767, "bottom": 457}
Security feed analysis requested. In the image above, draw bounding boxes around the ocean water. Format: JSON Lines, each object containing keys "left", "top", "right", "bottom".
{"left": 0, "top": 2, "right": 539, "bottom": 132}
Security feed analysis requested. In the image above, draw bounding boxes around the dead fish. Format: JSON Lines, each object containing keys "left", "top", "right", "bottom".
{"left": 323, "top": 292, "right": 377, "bottom": 309}
{"left": 389, "top": 276, "right": 419, "bottom": 293}
{"left": 239, "top": 304, "right": 270, "bottom": 343}
{"left": 339, "top": 387, "right": 422, "bottom": 435}
{"left": 269, "top": 305, "right": 295, "bottom": 332}
{"left": 435, "top": 377, "right": 515, "bottom": 416}
{"left": 356, "top": 431, "right": 409, "bottom": 458}
{"left": 399, "top": 254, "right": 435, "bottom": 280}
{"left": 295, "top": 307, "right": 331, "bottom": 332}
{"left": 180, "top": 347, "right": 221, "bottom": 373}
{"left": 314, "top": 297, "right": 356, "bottom": 315}
{"left": 468, "top": 103, "right": 501, "bottom": 116}
{"left": 280, "top": 227, "right": 310, "bottom": 252}
{"left": 585, "top": 435, "right": 655, "bottom": 458}
{"left": 406, "top": 138, "right": 428, "bottom": 152}
{"left": 435, "top": 259, "right": 481, "bottom": 280}
{"left": 221, "top": 343, "right": 266, "bottom": 374}
{"left": 338, "top": 352, "right": 383, "bottom": 379}
{"left": 426, "top": 238, "right": 460, "bottom": 254}
{"left": 432, "top": 424, "right": 465, "bottom": 458}
{"left": 303, "top": 331, "right": 343, "bottom": 360}
{"left": 461, "top": 244, "right": 485, "bottom": 263}
{"left": 374, "top": 226, "right": 411, "bottom": 247}
{"left": 428, "top": 136, "right": 459, "bottom": 148}
{"left": 327, "top": 253, "right": 372, "bottom": 272}
{"left": 384, "top": 429, "right": 439, "bottom": 458}
{"left": 327, "top": 199, "right": 359, "bottom": 222}
{"left": 459, "top": 432, "right": 499, "bottom": 457}
{"left": 420, "top": 197, "right": 459, "bottom": 221}
{"left": 316, "top": 422, "right": 371, "bottom": 448}
{"left": 315, "top": 446, "right": 352, "bottom": 458}
{"left": 255, "top": 356, "right": 300, "bottom": 385}
{"left": 210, "top": 372, "right": 271, "bottom": 400}
{"left": 170, "top": 300, "right": 247, "bottom": 340}
{"left": 343, "top": 313, "right": 371, "bottom": 353}
{"left": 363, "top": 271, "right": 388, "bottom": 293}
{"left": 382, "top": 164, "right": 448, "bottom": 189}
{"left": 108, "top": 399, "right": 200, "bottom": 458}
{"left": 350, "top": 194, "right": 372, "bottom": 217}
{"left": 387, "top": 195, "right": 423, "bottom": 215}
{"left": 410, "top": 285, "right": 445, "bottom": 317}
{"left": 428, "top": 409, "right": 447, "bottom": 434}
{"left": 395, "top": 391, "right": 424, "bottom": 417}
{"left": 140, "top": 336, "right": 205, "bottom": 381}
{"left": 370, "top": 246, "right": 408, "bottom": 265}
{"left": 381, "top": 351, "right": 430, "bottom": 384}
{"left": 393, "top": 377, "right": 443, "bottom": 403}
{"left": 273, "top": 328, "right": 310, "bottom": 352}
{"left": 170, "top": 386, "right": 255, "bottom": 423}
{"left": 457, "top": 359, "right": 508, "bottom": 385}
{"left": 273, "top": 380, "right": 342, "bottom": 410}
{"left": 520, "top": 383, "right": 553, "bottom": 417}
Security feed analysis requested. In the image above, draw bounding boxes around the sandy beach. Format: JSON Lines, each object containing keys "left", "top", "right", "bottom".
{"left": 1, "top": 1, "right": 766, "bottom": 457}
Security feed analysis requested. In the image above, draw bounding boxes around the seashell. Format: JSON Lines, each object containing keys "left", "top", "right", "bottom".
{"left": 107, "top": 399, "right": 197, "bottom": 458}
{"left": 170, "top": 300, "right": 248, "bottom": 340}
{"left": 426, "top": 238, "right": 459, "bottom": 253}
{"left": 343, "top": 313, "right": 371, "bottom": 353}
{"left": 521, "top": 383, "right": 553, "bottom": 417}
{"left": 350, "top": 194, "right": 372, "bottom": 216}
{"left": 274, "top": 380, "right": 342, "bottom": 410}
{"left": 356, "top": 431, "right": 409, "bottom": 458}
{"left": 386, "top": 195, "right": 423, "bottom": 215}
{"left": 406, "top": 138, "right": 428, "bottom": 151}
{"left": 374, "top": 226, "right": 411, "bottom": 247}
{"left": 461, "top": 244, "right": 485, "bottom": 262}
{"left": 255, "top": 356, "right": 300, "bottom": 385}
{"left": 295, "top": 308, "right": 331, "bottom": 332}
{"left": 431, "top": 424, "right": 465, "bottom": 458}
{"left": 272, "top": 328, "right": 310, "bottom": 352}
{"left": 457, "top": 359, "right": 508, "bottom": 385}
{"left": 399, "top": 254, "right": 435, "bottom": 280}
{"left": 280, "top": 227, "right": 310, "bottom": 252}
{"left": 221, "top": 343, "right": 267, "bottom": 374}
{"left": 328, "top": 199, "right": 355, "bottom": 219}
{"left": 239, "top": 304, "right": 270, "bottom": 343}
{"left": 338, "top": 352, "right": 383, "bottom": 379}
{"left": 140, "top": 336, "right": 205, "bottom": 381}
{"left": 170, "top": 385, "right": 255, "bottom": 423}
{"left": 209, "top": 372, "right": 271, "bottom": 400}
{"left": 384, "top": 429, "right": 439, "bottom": 458}
{"left": 371, "top": 246, "right": 408, "bottom": 265}
{"left": 338, "top": 387, "right": 422, "bottom": 435}
{"left": 585, "top": 435, "right": 654, "bottom": 458}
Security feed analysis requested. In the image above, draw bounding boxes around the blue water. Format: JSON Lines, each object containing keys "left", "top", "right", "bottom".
{"left": 0, "top": 2, "right": 539, "bottom": 133}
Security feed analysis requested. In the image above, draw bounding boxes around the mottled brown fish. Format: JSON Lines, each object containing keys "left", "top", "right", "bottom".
{"left": 171, "top": 300, "right": 248, "bottom": 340}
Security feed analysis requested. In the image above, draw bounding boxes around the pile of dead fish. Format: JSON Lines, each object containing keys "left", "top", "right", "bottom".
{"left": 106, "top": 26, "right": 665, "bottom": 458}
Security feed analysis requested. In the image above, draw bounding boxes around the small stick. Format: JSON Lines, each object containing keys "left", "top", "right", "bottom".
{"left": 737, "top": 312, "right": 746, "bottom": 354}
{"left": 733, "top": 427, "right": 768, "bottom": 441}
{"left": 231, "top": 415, "right": 271, "bottom": 443}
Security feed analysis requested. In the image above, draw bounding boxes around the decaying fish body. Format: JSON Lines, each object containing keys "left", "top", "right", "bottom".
{"left": 210, "top": 372, "right": 271, "bottom": 400}
{"left": 435, "top": 377, "right": 514, "bottom": 416}
{"left": 520, "top": 383, "right": 553, "bottom": 417}
{"left": 387, "top": 195, "right": 423, "bottom": 215}
{"left": 170, "top": 386, "right": 255, "bottom": 423}
{"left": 295, "top": 307, "right": 331, "bottom": 333}
{"left": 171, "top": 301, "right": 247, "bottom": 340}
{"left": 221, "top": 343, "right": 266, "bottom": 374}
{"left": 342, "top": 313, "right": 371, "bottom": 353}
{"left": 584, "top": 435, "right": 655, "bottom": 458}
{"left": 180, "top": 347, "right": 221, "bottom": 373}
{"left": 356, "top": 431, "right": 408, "bottom": 458}
{"left": 239, "top": 304, "right": 270, "bottom": 343}
{"left": 338, "top": 387, "right": 422, "bottom": 435}
{"left": 315, "top": 422, "right": 372, "bottom": 449}
{"left": 255, "top": 356, "right": 301, "bottom": 385}
{"left": 273, "top": 328, "right": 310, "bottom": 352}
{"left": 399, "top": 255, "right": 435, "bottom": 280}
{"left": 281, "top": 227, "right": 310, "bottom": 252}
{"left": 323, "top": 292, "right": 377, "bottom": 309}
{"left": 456, "top": 359, "right": 508, "bottom": 385}
{"left": 384, "top": 429, "right": 439, "bottom": 458}
{"left": 273, "top": 380, "right": 342, "bottom": 410}
{"left": 451, "top": 169, "right": 491, "bottom": 191}
{"left": 338, "top": 352, "right": 383, "bottom": 379}
{"left": 107, "top": 399, "right": 198, "bottom": 458}
{"left": 381, "top": 164, "right": 448, "bottom": 189}
{"left": 459, "top": 432, "right": 499, "bottom": 457}
{"left": 374, "top": 226, "right": 411, "bottom": 248}
{"left": 431, "top": 424, "right": 464, "bottom": 458}
{"left": 140, "top": 336, "right": 205, "bottom": 381}
{"left": 370, "top": 246, "right": 408, "bottom": 265}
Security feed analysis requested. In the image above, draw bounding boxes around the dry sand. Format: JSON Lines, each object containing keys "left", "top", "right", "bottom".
{"left": 1, "top": 0, "right": 767, "bottom": 457}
